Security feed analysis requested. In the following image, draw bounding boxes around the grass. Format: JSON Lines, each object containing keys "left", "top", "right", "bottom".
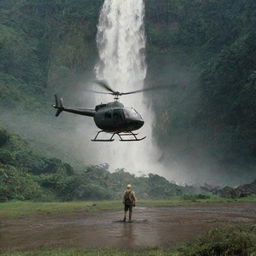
{"left": 1, "top": 248, "right": 171, "bottom": 256}
{"left": 1, "top": 226, "right": 256, "bottom": 256}
{"left": 0, "top": 195, "right": 256, "bottom": 217}
{"left": 0, "top": 201, "right": 121, "bottom": 217}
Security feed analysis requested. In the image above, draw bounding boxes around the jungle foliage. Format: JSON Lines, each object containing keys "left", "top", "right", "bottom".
{"left": 0, "top": 127, "right": 185, "bottom": 202}
{"left": 146, "top": 0, "right": 256, "bottom": 180}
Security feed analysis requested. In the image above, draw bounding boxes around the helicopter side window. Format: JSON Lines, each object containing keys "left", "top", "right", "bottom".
{"left": 124, "top": 108, "right": 142, "bottom": 120}
{"left": 113, "top": 109, "right": 123, "bottom": 121}
{"left": 132, "top": 108, "right": 143, "bottom": 120}
{"left": 105, "top": 112, "right": 112, "bottom": 119}
{"left": 113, "top": 113, "right": 120, "bottom": 120}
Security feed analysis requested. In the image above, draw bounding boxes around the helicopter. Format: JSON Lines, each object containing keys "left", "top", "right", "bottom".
{"left": 52, "top": 80, "right": 163, "bottom": 142}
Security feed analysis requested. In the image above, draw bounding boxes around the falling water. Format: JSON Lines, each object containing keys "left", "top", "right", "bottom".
{"left": 93, "top": 0, "right": 164, "bottom": 175}
{"left": 95, "top": 0, "right": 146, "bottom": 94}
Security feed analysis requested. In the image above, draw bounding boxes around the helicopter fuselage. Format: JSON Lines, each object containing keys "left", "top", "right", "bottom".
{"left": 53, "top": 80, "right": 166, "bottom": 141}
{"left": 94, "top": 101, "right": 144, "bottom": 132}
{"left": 53, "top": 95, "right": 145, "bottom": 141}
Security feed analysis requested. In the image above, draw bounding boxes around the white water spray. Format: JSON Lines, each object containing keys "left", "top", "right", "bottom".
{"left": 92, "top": 0, "right": 165, "bottom": 176}
{"left": 95, "top": 0, "right": 146, "bottom": 94}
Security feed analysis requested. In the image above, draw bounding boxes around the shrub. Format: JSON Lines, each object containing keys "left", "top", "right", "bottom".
{"left": 178, "top": 226, "right": 256, "bottom": 256}
{"left": 0, "top": 128, "right": 9, "bottom": 147}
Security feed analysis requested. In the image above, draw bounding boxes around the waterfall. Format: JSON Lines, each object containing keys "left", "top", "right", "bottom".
{"left": 95, "top": 0, "right": 146, "bottom": 95}
{"left": 93, "top": 0, "right": 163, "bottom": 175}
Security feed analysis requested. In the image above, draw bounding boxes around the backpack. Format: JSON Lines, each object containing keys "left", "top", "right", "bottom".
{"left": 124, "top": 191, "right": 134, "bottom": 205}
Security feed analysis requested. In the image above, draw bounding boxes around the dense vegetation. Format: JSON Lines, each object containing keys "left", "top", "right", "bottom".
{"left": 0, "top": 0, "right": 102, "bottom": 108}
{"left": 146, "top": 0, "right": 256, "bottom": 183}
{"left": 0, "top": 127, "right": 187, "bottom": 201}
{"left": 0, "top": 0, "right": 256, "bottom": 185}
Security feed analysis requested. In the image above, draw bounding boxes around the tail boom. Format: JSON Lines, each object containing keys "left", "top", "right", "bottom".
{"left": 52, "top": 95, "right": 95, "bottom": 117}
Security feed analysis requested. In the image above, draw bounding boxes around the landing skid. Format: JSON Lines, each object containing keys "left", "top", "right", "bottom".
{"left": 117, "top": 132, "right": 146, "bottom": 142}
{"left": 91, "top": 139, "right": 115, "bottom": 142}
{"left": 91, "top": 131, "right": 146, "bottom": 142}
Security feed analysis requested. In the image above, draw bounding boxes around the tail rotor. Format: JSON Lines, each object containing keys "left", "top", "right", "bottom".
{"left": 53, "top": 94, "right": 64, "bottom": 117}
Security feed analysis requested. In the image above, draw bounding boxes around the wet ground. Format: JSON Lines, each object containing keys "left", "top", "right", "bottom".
{"left": 1, "top": 202, "right": 256, "bottom": 252}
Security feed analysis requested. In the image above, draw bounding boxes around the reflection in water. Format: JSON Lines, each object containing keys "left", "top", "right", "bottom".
{"left": 121, "top": 223, "right": 136, "bottom": 247}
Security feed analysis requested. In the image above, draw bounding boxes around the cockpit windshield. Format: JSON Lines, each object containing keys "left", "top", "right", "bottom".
{"left": 124, "top": 108, "right": 143, "bottom": 120}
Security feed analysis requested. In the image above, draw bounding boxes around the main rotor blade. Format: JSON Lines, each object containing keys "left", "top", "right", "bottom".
{"left": 120, "top": 86, "right": 169, "bottom": 96}
{"left": 94, "top": 80, "right": 115, "bottom": 93}
{"left": 84, "top": 88, "right": 112, "bottom": 95}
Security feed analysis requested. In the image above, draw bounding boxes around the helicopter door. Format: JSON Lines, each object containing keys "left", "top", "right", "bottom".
{"left": 113, "top": 109, "right": 124, "bottom": 126}
{"left": 104, "top": 111, "right": 112, "bottom": 119}
{"left": 102, "top": 111, "right": 112, "bottom": 130}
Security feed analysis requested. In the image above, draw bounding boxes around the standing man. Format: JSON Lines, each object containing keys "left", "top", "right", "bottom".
{"left": 123, "top": 184, "right": 136, "bottom": 222}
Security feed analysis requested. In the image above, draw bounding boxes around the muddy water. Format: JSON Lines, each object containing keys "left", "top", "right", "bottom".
{"left": 1, "top": 203, "right": 256, "bottom": 252}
